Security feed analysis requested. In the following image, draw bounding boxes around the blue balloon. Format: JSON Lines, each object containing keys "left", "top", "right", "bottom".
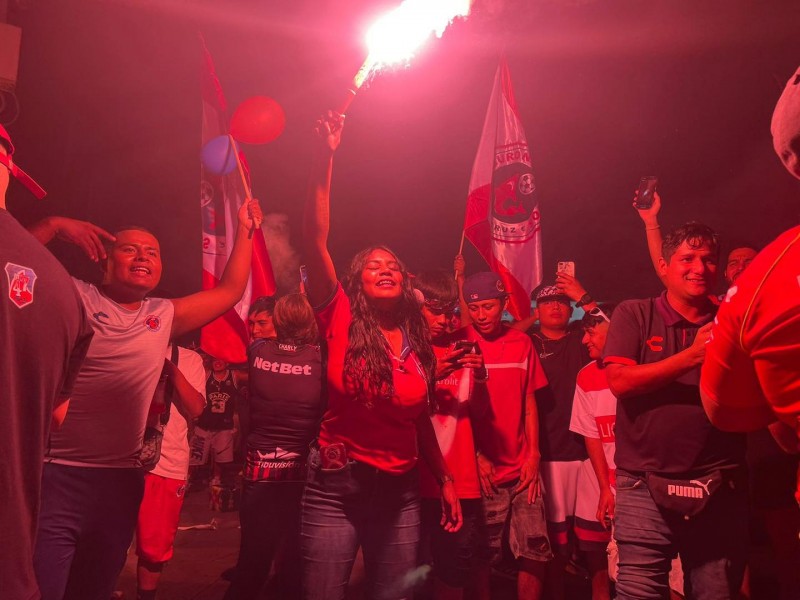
{"left": 201, "top": 135, "right": 238, "bottom": 175}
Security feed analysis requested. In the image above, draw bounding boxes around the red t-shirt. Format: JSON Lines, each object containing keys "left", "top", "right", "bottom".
{"left": 315, "top": 284, "right": 429, "bottom": 474}
{"left": 419, "top": 330, "right": 483, "bottom": 499}
{"left": 701, "top": 225, "right": 800, "bottom": 498}
{"left": 469, "top": 324, "right": 548, "bottom": 485}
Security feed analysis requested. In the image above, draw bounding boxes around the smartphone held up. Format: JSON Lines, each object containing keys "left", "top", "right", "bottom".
{"left": 557, "top": 261, "right": 575, "bottom": 277}
{"left": 635, "top": 176, "right": 658, "bottom": 209}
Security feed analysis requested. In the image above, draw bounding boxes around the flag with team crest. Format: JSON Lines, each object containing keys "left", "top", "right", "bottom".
{"left": 199, "top": 38, "right": 275, "bottom": 363}
{"left": 463, "top": 60, "right": 542, "bottom": 320}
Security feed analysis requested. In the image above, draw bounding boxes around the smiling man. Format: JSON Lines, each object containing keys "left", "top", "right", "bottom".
{"left": 26, "top": 200, "right": 262, "bottom": 600}
{"left": 603, "top": 222, "right": 747, "bottom": 600}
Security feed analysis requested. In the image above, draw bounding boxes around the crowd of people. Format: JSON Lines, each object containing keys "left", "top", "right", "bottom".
{"left": 2, "top": 65, "right": 800, "bottom": 600}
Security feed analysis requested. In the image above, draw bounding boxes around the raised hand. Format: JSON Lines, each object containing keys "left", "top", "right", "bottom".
{"left": 238, "top": 198, "right": 263, "bottom": 230}
{"left": 53, "top": 217, "right": 116, "bottom": 262}
{"left": 555, "top": 271, "right": 588, "bottom": 303}
{"left": 313, "top": 110, "right": 345, "bottom": 154}
{"left": 633, "top": 190, "right": 662, "bottom": 226}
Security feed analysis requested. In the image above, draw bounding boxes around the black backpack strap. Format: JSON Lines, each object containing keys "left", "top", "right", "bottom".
{"left": 162, "top": 345, "right": 178, "bottom": 425}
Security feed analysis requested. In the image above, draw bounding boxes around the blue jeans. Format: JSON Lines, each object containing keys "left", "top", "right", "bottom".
{"left": 614, "top": 471, "right": 747, "bottom": 600}
{"left": 300, "top": 449, "right": 421, "bottom": 600}
{"left": 33, "top": 463, "right": 144, "bottom": 600}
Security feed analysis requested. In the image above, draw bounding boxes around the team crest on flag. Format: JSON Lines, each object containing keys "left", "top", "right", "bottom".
{"left": 492, "top": 146, "right": 539, "bottom": 242}
{"left": 5, "top": 262, "right": 36, "bottom": 309}
{"left": 462, "top": 60, "right": 543, "bottom": 320}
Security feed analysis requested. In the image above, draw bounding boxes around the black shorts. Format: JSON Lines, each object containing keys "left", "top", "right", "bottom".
{"left": 421, "top": 498, "right": 486, "bottom": 588}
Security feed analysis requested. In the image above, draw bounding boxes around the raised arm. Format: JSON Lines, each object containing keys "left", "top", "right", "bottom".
{"left": 555, "top": 272, "right": 597, "bottom": 313}
{"left": 28, "top": 216, "right": 116, "bottom": 262}
{"left": 170, "top": 199, "right": 262, "bottom": 337}
{"left": 634, "top": 191, "right": 666, "bottom": 285}
{"left": 510, "top": 307, "right": 538, "bottom": 332}
{"left": 453, "top": 254, "right": 472, "bottom": 326}
{"left": 302, "top": 112, "right": 343, "bottom": 306}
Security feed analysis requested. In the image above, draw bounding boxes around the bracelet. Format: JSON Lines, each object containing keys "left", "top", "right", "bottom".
{"left": 473, "top": 368, "right": 488, "bottom": 382}
{"left": 439, "top": 473, "right": 455, "bottom": 486}
{"left": 645, "top": 225, "right": 661, "bottom": 230}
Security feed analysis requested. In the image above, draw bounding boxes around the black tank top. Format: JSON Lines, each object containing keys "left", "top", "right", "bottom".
{"left": 198, "top": 370, "right": 238, "bottom": 430}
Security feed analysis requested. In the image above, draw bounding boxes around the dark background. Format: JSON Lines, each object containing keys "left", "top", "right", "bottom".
{"left": 5, "top": 0, "right": 800, "bottom": 303}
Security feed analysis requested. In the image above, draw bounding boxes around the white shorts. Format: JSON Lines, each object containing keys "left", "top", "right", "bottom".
{"left": 574, "top": 459, "right": 613, "bottom": 551}
{"left": 189, "top": 427, "right": 234, "bottom": 465}
{"left": 540, "top": 460, "right": 581, "bottom": 553}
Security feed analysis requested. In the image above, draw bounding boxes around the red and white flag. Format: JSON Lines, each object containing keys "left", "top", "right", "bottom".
{"left": 199, "top": 39, "right": 276, "bottom": 363}
{"left": 463, "top": 60, "right": 542, "bottom": 320}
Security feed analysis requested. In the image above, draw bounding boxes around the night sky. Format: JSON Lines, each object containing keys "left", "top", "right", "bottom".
{"left": 6, "top": 0, "right": 800, "bottom": 307}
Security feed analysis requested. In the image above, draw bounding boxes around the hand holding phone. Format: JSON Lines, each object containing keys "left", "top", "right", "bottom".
{"left": 557, "top": 261, "right": 575, "bottom": 278}
{"left": 454, "top": 340, "right": 480, "bottom": 355}
{"left": 634, "top": 176, "right": 658, "bottom": 209}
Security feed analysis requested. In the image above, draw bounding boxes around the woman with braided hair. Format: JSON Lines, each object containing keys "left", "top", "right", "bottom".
{"left": 299, "top": 110, "right": 461, "bottom": 600}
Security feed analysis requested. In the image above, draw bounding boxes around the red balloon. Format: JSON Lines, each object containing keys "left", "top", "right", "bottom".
{"left": 230, "top": 96, "right": 286, "bottom": 144}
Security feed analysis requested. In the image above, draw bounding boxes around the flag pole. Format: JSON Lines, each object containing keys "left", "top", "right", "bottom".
{"left": 228, "top": 134, "right": 256, "bottom": 239}
{"left": 455, "top": 230, "right": 466, "bottom": 280}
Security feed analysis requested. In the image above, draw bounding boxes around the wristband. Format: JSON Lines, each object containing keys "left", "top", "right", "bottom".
{"left": 576, "top": 293, "right": 593, "bottom": 308}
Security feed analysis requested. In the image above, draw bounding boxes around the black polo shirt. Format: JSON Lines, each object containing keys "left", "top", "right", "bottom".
{"left": 603, "top": 292, "right": 745, "bottom": 475}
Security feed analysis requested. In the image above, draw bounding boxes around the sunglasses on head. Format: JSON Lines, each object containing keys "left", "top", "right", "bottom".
{"left": 583, "top": 306, "right": 610, "bottom": 326}
{"left": 424, "top": 299, "right": 457, "bottom": 316}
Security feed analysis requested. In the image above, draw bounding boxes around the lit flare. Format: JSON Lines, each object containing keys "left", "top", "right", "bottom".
{"left": 338, "top": 0, "right": 472, "bottom": 114}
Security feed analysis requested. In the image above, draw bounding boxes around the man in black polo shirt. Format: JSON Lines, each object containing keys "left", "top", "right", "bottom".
{"left": 603, "top": 222, "right": 746, "bottom": 599}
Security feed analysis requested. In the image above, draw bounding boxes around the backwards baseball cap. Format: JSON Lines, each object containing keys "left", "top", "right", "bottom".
{"left": 463, "top": 272, "right": 507, "bottom": 303}
{"left": 535, "top": 285, "right": 570, "bottom": 304}
{"left": 771, "top": 65, "right": 800, "bottom": 180}
{"left": 0, "top": 124, "right": 47, "bottom": 199}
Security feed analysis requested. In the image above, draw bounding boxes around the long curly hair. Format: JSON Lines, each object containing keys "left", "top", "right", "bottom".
{"left": 342, "top": 246, "right": 435, "bottom": 407}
